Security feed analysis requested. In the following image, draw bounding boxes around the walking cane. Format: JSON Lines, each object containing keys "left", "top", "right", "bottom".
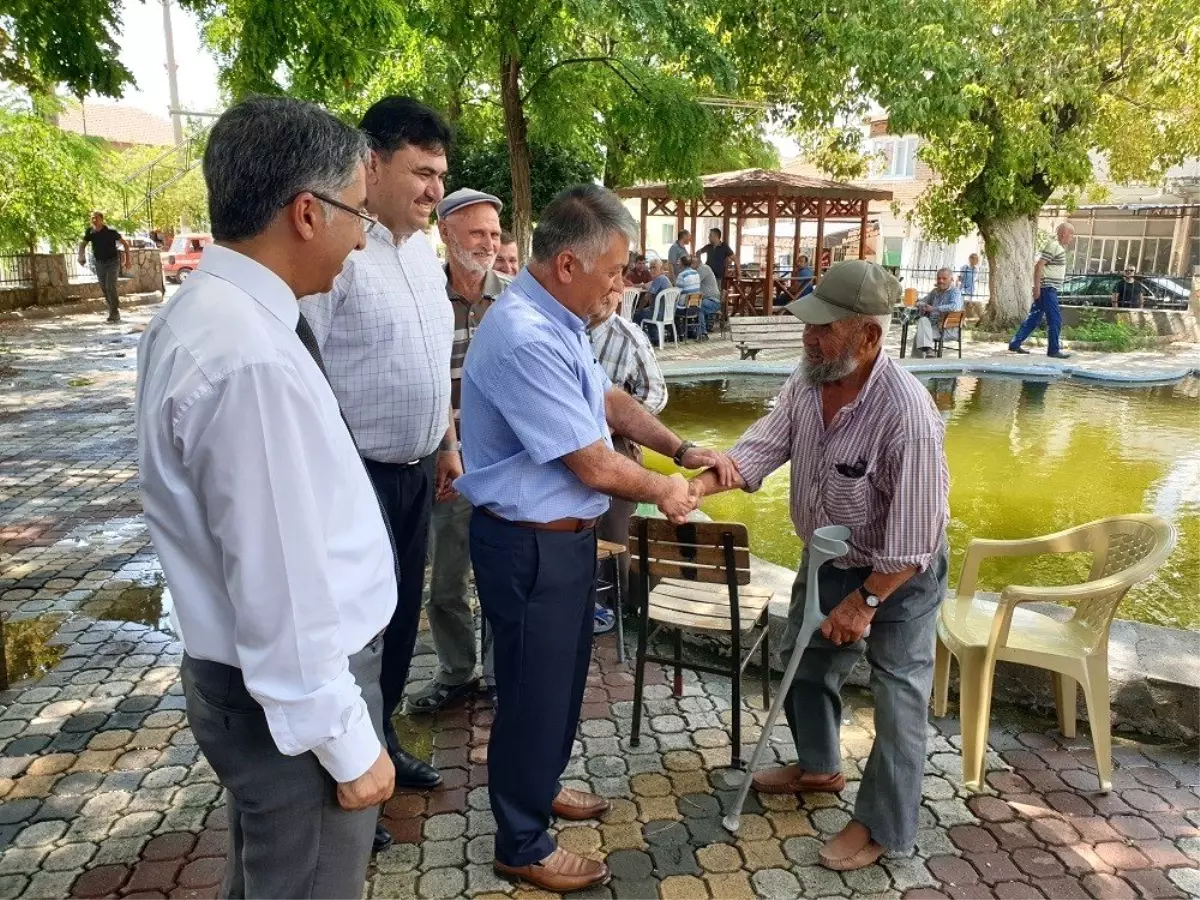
{"left": 723, "top": 524, "right": 851, "bottom": 834}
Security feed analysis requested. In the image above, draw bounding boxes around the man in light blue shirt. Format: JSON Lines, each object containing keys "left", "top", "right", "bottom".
{"left": 457, "top": 185, "right": 734, "bottom": 894}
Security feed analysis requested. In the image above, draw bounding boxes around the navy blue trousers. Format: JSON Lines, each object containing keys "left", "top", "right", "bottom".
{"left": 366, "top": 454, "right": 435, "bottom": 756}
{"left": 469, "top": 510, "right": 596, "bottom": 867}
{"left": 1010, "top": 285, "right": 1063, "bottom": 355}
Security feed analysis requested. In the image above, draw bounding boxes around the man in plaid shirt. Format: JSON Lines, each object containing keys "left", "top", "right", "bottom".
{"left": 588, "top": 289, "right": 668, "bottom": 619}
{"left": 689, "top": 260, "right": 950, "bottom": 873}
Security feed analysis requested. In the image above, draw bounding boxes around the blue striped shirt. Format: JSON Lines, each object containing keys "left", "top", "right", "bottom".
{"left": 456, "top": 268, "right": 613, "bottom": 522}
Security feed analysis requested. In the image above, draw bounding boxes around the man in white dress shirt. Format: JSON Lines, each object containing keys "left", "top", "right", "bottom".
{"left": 136, "top": 96, "right": 395, "bottom": 898}
{"left": 302, "top": 97, "right": 454, "bottom": 847}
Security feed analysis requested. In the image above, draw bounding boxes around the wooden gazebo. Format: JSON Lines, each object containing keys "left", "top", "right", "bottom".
{"left": 617, "top": 169, "right": 893, "bottom": 315}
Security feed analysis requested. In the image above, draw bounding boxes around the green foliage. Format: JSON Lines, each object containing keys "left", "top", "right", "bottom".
{"left": 1061, "top": 311, "right": 1158, "bottom": 352}
{"left": 448, "top": 139, "right": 598, "bottom": 229}
{"left": 0, "top": 2, "right": 133, "bottom": 98}
{"left": 0, "top": 110, "right": 108, "bottom": 253}
{"left": 723, "top": 0, "right": 1200, "bottom": 242}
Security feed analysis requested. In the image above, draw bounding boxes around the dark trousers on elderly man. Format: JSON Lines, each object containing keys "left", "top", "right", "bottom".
{"left": 365, "top": 454, "right": 436, "bottom": 754}
{"left": 469, "top": 509, "right": 597, "bottom": 866}
{"left": 782, "top": 542, "right": 948, "bottom": 853}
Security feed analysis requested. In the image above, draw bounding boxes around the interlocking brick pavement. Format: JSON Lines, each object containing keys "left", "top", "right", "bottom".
{"left": 1, "top": 308, "right": 1198, "bottom": 899}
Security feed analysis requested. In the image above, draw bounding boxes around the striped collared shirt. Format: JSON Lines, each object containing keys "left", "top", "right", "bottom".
{"left": 727, "top": 351, "right": 948, "bottom": 573}
{"left": 447, "top": 266, "right": 511, "bottom": 419}
{"left": 303, "top": 227, "right": 453, "bottom": 464}
{"left": 589, "top": 313, "right": 668, "bottom": 414}
{"left": 1038, "top": 238, "right": 1068, "bottom": 289}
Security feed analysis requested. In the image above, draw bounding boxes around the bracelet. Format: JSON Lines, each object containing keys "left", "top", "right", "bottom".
{"left": 672, "top": 440, "right": 696, "bottom": 466}
{"left": 439, "top": 441, "right": 461, "bottom": 453}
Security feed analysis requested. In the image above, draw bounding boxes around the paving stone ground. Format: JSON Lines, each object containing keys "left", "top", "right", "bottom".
{"left": 1, "top": 307, "right": 1198, "bottom": 900}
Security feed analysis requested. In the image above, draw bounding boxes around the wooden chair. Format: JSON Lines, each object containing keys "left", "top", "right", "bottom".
{"left": 596, "top": 539, "right": 629, "bottom": 663}
{"left": 677, "top": 292, "right": 704, "bottom": 340}
{"left": 934, "top": 514, "right": 1176, "bottom": 791}
{"left": 628, "top": 516, "right": 774, "bottom": 768}
{"left": 935, "top": 310, "right": 965, "bottom": 358}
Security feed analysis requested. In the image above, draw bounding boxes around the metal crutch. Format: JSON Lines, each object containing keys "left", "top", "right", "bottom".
{"left": 723, "top": 524, "right": 851, "bottom": 834}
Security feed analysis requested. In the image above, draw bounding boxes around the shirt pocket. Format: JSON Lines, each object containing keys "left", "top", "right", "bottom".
{"left": 823, "top": 470, "right": 874, "bottom": 526}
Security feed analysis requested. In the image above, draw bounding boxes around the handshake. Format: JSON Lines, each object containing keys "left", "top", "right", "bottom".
{"left": 656, "top": 447, "right": 739, "bottom": 525}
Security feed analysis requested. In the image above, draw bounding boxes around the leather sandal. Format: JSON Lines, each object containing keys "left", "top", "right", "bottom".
{"left": 406, "top": 678, "right": 479, "bottom": 714}
{"left": 751, "top": 764, "right": 846, "bottom": 795}
{"left": 819, "top": 820, "right": 887, "bottom": 871}
{"left": 494, "top": 847, "right": 611, "bottom": 893}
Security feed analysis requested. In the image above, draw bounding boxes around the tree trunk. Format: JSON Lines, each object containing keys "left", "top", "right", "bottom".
{"left": 500, "top": 52, "right": 533, "bottom": 262}
{"left": 978, "top": 213, "right": 1037, "bottom": 332}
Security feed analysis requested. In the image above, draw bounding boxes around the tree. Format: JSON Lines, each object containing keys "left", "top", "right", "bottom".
{"left": 0, "top": 2, "right": 134, "bottom": 98}
{"left": 179, "top": 0, "right": 779, "bottom": 257}
{"left": 723, "top": 0, "right": 1200, "bottom": 326}
{"left": 448, "top": 138, "right": 598, "bottom": 229}
{"left": 0, "top": 110, "right": 107, "bottom": 253}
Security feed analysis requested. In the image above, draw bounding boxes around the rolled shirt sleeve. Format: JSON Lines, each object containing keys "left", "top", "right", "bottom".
{"left": 491, "top": 341, "right": 609, "bottom": 464}
{"left": 875, "top": 434, "right": 949, "bottom": 573}
{"left": 177, "top": 361, "right": 381, "bottom": 783}
{"left": 727, "top": 371, "right": 802, "bottom": 491}
{"left": 632, "top": 333, "right": 668, "bottom": 415}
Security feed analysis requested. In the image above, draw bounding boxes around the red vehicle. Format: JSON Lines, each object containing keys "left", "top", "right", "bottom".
{"left": 162, "top": 233, "right": 213, "bottom": 283}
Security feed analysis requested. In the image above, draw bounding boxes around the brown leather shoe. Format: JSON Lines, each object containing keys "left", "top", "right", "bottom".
{"left": 494, "top": 847, "right": 611, "bottom": 893}
{"left": 751, "top": 764, "right": 846, "bottom": 795}
{"left": 552, "top": 786, "right": 610, "bottom": 820}
{"left": 819, "top": 820, "right": 886, "bottom": 871}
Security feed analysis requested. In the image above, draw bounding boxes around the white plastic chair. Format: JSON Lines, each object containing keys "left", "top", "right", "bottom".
{"left": 642, "top": 287, "right": 680, "bottom": 347}
{"left": 620, "top": 287, "right": 640, "bottom": 320}
{"left": 934, "top": 514, "right": 1176, "bottom": 792}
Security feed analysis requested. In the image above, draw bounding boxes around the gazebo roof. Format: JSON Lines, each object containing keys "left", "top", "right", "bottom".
{"left": 616, "top": 168, "right": 893, "bottom": 203}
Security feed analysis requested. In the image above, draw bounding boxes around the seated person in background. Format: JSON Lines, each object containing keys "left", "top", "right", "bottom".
{"left": 912, "top": 267, "right": 963, "bottom": 358}
{"left": 624, "top": 254, "right": 651, "bottom": 286}
{"left": 673, "top": 256, "right": 711, "bottom": 337}
{"left": 1111, "top": 268, "right": 1145, "bottom": 308}
{"left": 695, "top": 259, "right": 724, "bottom": 332}
{"left": 633, "top": 259, "right": 673, "bottom": 325}
{"left": 796, "top": 254, "right": 815, "bottom": 296}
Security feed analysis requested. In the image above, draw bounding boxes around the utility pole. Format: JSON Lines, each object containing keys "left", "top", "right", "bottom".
{"left": 161, "top": 0, "right": 188, "bottom": 231}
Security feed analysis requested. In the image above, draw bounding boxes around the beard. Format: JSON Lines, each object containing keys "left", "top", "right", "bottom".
{"left": 447, "top": 238, "right": 494, "bottom": 278}
{"left": 801, "top": 349, "right": 859, "bottom": 386}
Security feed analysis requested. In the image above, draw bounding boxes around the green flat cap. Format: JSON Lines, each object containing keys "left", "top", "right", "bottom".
{"left": 784, "top": 260, "right": 902, "bottom": 325}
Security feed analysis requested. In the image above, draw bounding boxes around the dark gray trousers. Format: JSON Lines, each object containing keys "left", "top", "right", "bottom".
{"left": 782, "top": 542, "right": 948, "bottom": 852}
{"left": 181, "top": 637, "right": 384, "bottom": 899}
{"left": 95, "top": 259, "right": 120, "bottom": 319}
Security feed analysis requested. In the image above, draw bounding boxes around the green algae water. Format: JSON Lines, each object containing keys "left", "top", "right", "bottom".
{"left": 647, "top": 374, "right": 1199, "bottom": 630}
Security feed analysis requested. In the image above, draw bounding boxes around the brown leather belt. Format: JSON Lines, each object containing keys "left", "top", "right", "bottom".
{"left": 481, "top": 506, "right": 598, "bottom": 533}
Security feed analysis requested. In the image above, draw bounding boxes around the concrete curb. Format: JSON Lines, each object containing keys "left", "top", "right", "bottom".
{"left": 0, "top": 291, "right": 163, "bottom": 323}
{"left": 660, "top": 357, "right": 1200, "bottom": 386}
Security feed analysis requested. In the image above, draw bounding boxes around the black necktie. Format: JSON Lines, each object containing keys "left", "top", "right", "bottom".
{"left": 295, "top": 311, "right": 398, "bottom": 579}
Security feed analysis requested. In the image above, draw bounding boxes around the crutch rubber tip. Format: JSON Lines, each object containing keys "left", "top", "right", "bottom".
{"left": 722, "top": 815, "right": 740, "bottom": 834}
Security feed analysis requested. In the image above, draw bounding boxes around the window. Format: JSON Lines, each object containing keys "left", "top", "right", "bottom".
{"left": 661, "top": 224, "right": 674, "bottom": 246}
{"left": 868, "top": 136, "right": 919, "bottom": 180}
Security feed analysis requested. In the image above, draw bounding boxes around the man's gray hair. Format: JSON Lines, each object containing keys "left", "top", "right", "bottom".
{"left": 937, "top": 266, "right": 952, "bottom": 277}
{"left": 204, "top": 96, "right": 369, "bottom": 242}
{"left": 531, "top": 184, "right": 639, "bottom": 270}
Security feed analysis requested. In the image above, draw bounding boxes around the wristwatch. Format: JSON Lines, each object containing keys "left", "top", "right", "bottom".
{"left": 672, "top": 440, "right": 696, "bottom": 466}
{"left": 857, "top": 587, "right": 881, "bottom": 609}
{"left": 439, "top": 440, "right": 462, "bottom": 453}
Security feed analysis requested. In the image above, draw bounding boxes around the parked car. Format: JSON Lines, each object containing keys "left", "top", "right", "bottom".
{"left": 1058, "top": 273, "right": 1189, "bottom": 310}
{"left": 162, "top": 233, "right": 213, "bottom": 283}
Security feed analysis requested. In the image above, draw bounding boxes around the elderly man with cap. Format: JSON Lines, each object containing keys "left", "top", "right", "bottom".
{"left": 303, "top": 96, "right": 456, "bottom": 852}
{"left": 688, "top": 260, "right": 950, "bottom": 872}
{"left": 408, "top": 189, "right": 510, "bottom": 713}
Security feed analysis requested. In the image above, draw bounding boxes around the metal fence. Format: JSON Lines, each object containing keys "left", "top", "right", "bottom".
{"left": 0, "top": 254, "right": 33, "bottom": 287}
{"left": 892, "top": 266, "right": 990, "bottom": 299}
{"left": 65, "top": 255, "right": 96, "bottom": 283}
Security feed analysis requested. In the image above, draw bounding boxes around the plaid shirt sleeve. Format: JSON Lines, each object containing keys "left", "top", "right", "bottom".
{"left": 628, "top": 327, "right": 667, "bottom": 415}
{"left": 727, "top": 371, "right": 802, "bottom": 491}
{"left": 876, "top": 431, "right": 949, "bottom": 572}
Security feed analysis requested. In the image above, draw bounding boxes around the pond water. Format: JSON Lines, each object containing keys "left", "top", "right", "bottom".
{"left": 646, "top": 373, "right": 1199, "bottom": 630}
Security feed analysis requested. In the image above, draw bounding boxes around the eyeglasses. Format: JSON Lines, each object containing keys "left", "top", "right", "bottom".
{"left": 308, "top": 191, "right": 379, "bottom": 235}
